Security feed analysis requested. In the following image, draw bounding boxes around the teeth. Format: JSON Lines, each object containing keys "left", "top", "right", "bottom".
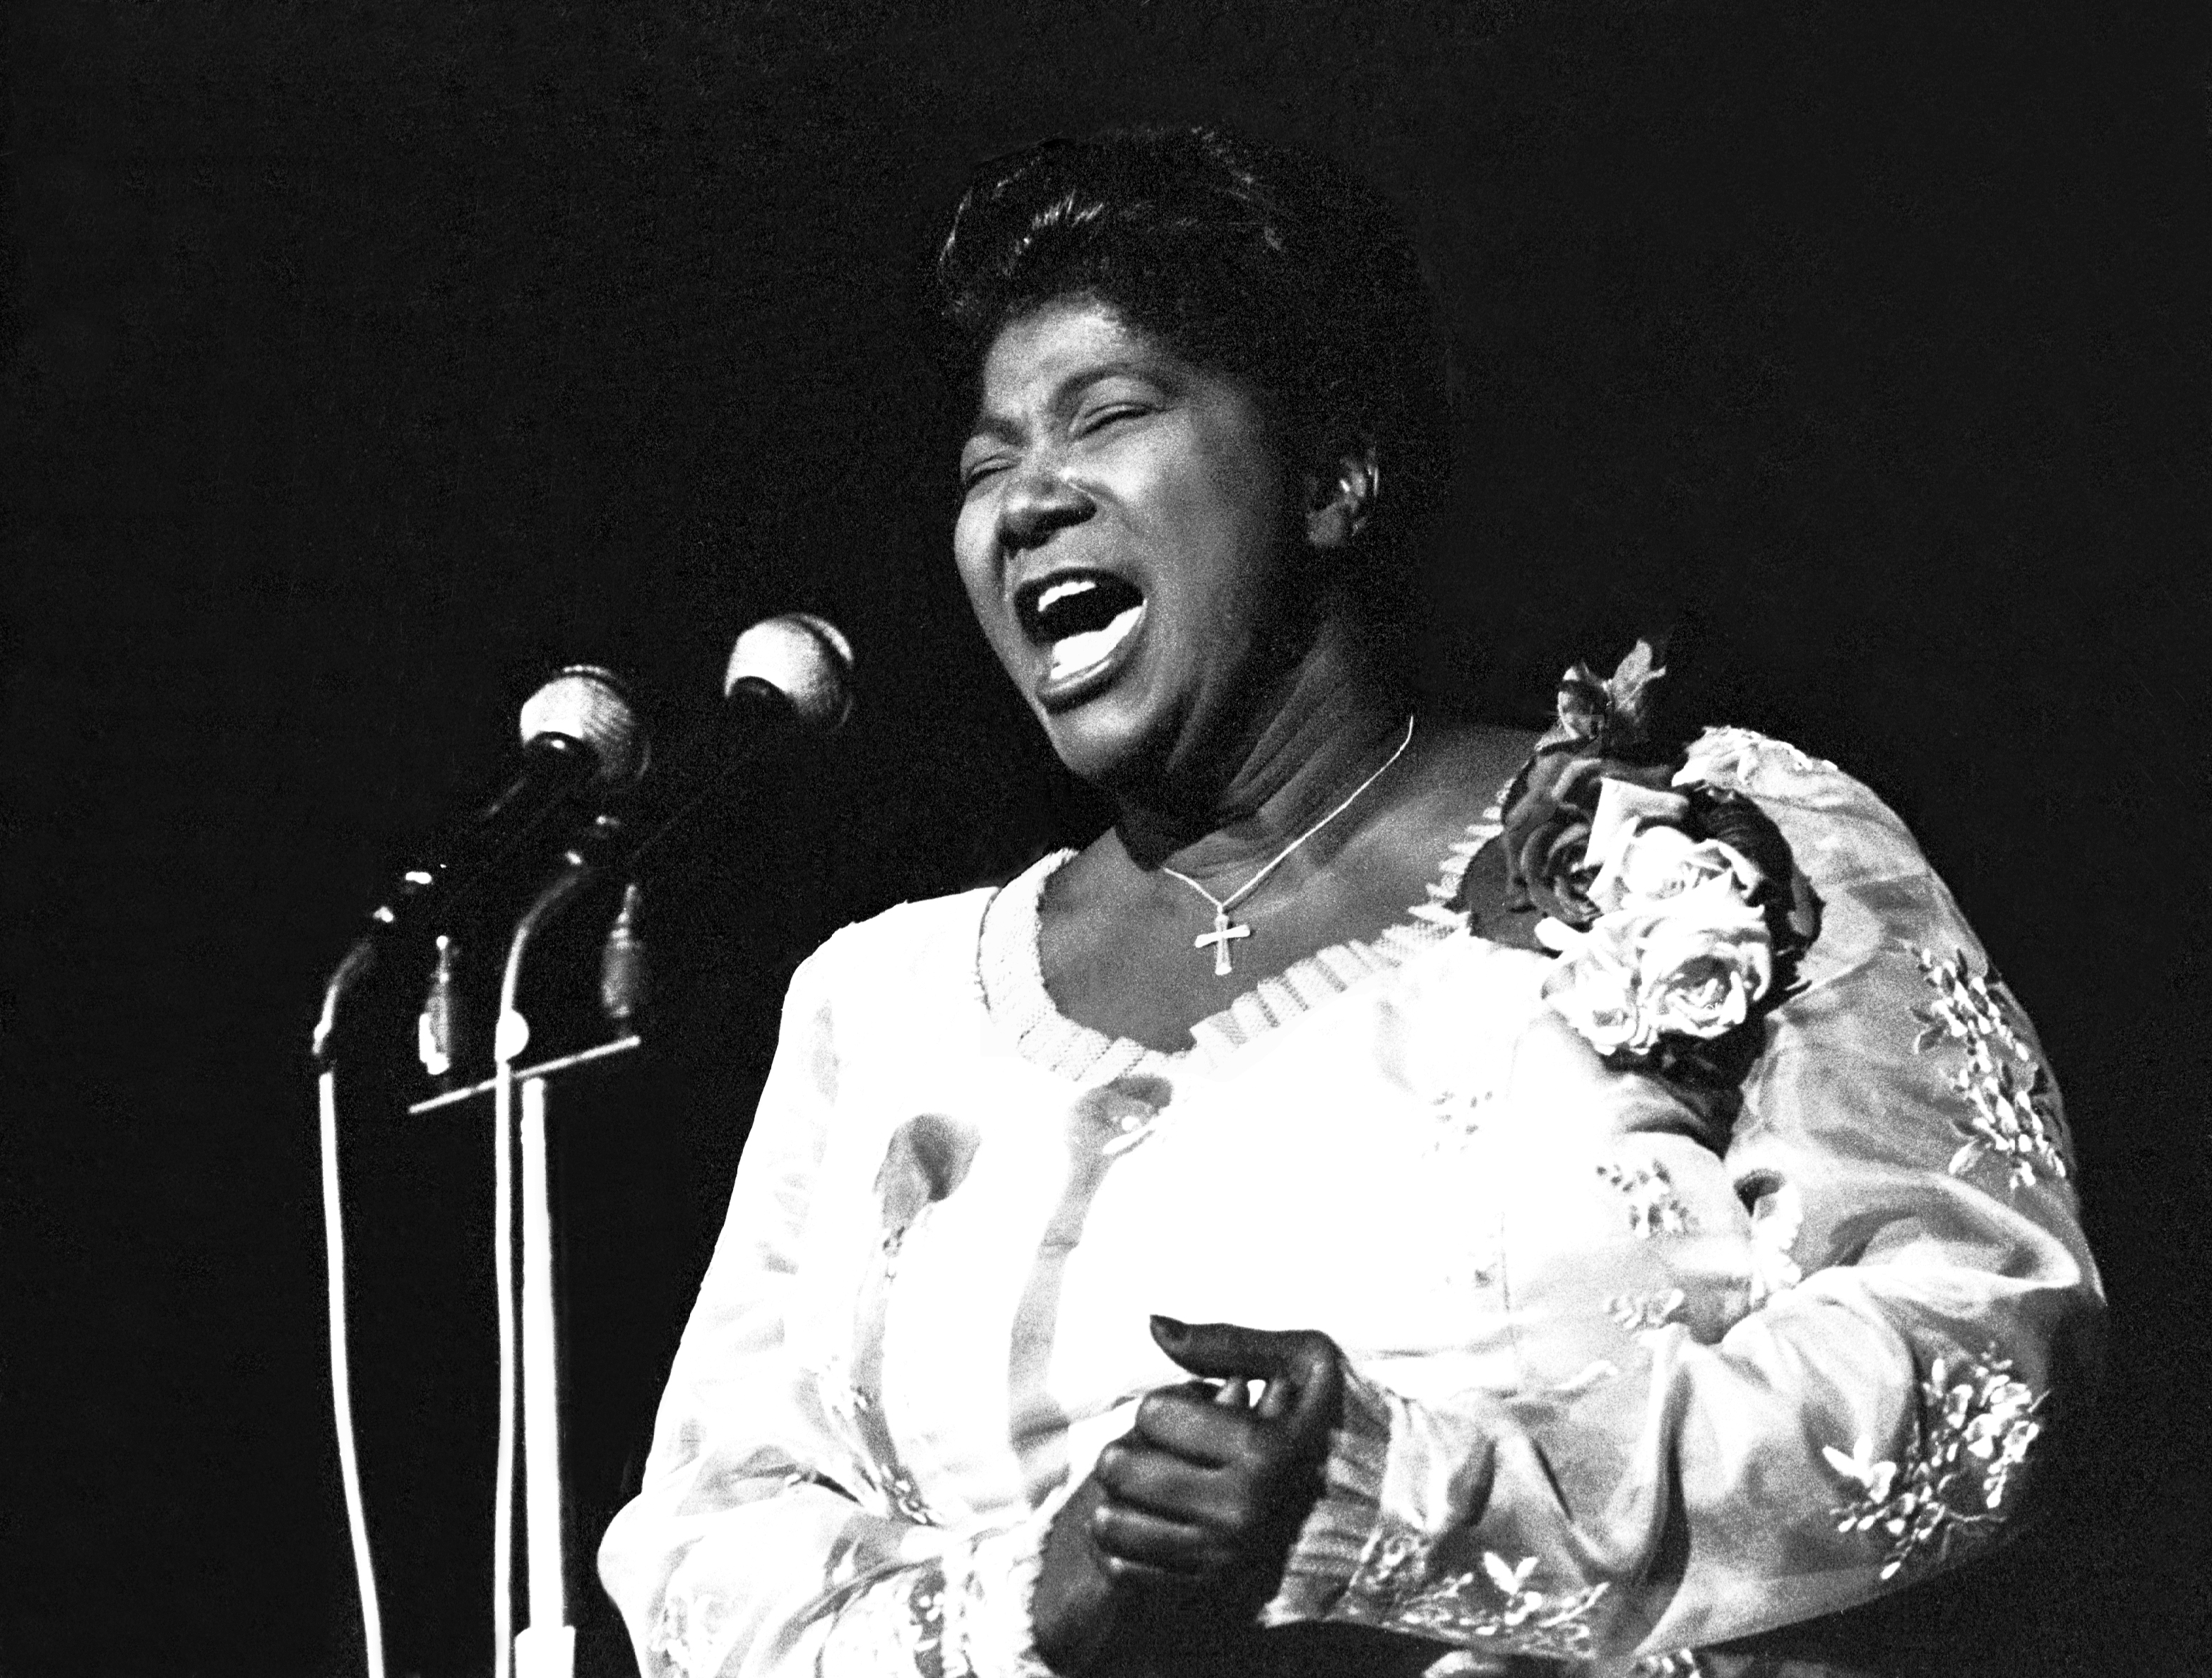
{"left": 1046, "top": 603, "right": 1145, "bottom": 680}
{"left": 1036, "top": 578, "right": 1098, "bottom": 614}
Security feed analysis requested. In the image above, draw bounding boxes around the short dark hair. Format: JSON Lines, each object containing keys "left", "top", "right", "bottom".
{"left": 931, "top": 126, "right": 1457, "bottom": 570}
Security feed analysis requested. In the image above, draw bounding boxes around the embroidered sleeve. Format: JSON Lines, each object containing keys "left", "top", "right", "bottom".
{"left": 597, "top": 935, "right": 1055, "bottom": 1678}
{"left": 1256, "top": 731, "right": 2103, "bottom": 1662}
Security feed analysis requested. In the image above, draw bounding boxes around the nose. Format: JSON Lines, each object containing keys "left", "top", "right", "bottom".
{"left": 995, "top": 457, "right": 1093, "bottom": 553}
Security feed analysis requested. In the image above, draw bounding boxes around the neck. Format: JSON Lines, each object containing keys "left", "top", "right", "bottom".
{"left": 1111, "top": 638, "right": 1410, "bottom": 890}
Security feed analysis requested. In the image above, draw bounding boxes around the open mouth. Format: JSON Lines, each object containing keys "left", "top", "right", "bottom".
{"left": 1015, "top": 572, "right": 1148, "bottom": 684}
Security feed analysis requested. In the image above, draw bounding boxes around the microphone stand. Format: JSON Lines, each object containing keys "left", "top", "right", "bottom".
{"left": 458, "top": 677, "right": 828, "bottom": 1678}
{"left": 321, "top": 828, "right": 641, "bottom": 1678}
{"left": 308, "top": 665, "right": 650, "bottom": 1678}
{"left": 480, "top": 822, "right": 638, "bottom": 1678}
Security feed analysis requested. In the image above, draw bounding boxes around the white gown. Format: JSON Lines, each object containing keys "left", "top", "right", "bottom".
{"left": 597, "top": 730, "right": 2100, "bottom": 1677}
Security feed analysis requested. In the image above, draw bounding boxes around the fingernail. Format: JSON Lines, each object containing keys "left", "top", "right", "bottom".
{"left": 1150, "top": 1313, "right": 1189, "bottom": 1341}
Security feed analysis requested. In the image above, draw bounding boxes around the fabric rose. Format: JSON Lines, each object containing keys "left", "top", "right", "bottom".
{"left": 1492, "top": 642, "right": 1819, "bottom": 1090}
{"left": 1689, "top": 785, "right": 1822, "bottom": 954}
{"left": 1538, "top": 877, "right": 1776, "bottom": 1063}
{"left": 1634, "top": 882, "right": 1776, "bottom": 1037}
{"left": 1499, "top": 641, "right": 1679, "bottom": 929}
{"left": 1504, "top": 754, "right": 1676, "bottom": 929}
{"left": 1500, "top": 751, "right": 1598, "bottom": 922}
{"left": 1586, "top": 780, "right": 1766, "bottom": 918}
{"left": 1591, "top": 823, "right": 1756, "bottom": 915}
{"left": 1530, "top": 905, "right": 1658, "bottom": 1057}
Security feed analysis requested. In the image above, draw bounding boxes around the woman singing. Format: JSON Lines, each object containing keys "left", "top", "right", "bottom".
{"left": 597, "top": 128, "right": 2100, "bottom": 1678}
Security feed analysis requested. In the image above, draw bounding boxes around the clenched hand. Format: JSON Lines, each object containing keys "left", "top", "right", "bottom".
{"left": 1031, "top": 1317, "right": 1343, "bottom": 1674}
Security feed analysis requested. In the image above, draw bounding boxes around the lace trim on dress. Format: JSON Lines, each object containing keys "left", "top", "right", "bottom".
{"left": 977, "top": 862, "right": 1179, "bottom": 1083}
{"left": 976, "top": 794, "right": 1507, "bottom": 1083}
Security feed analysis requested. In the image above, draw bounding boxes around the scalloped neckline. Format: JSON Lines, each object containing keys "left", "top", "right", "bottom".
{"left": 975, "top": 792, "right": 1508, "bottom": 1083}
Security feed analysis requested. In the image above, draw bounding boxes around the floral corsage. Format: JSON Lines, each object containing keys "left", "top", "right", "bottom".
{"left": 1502, "top": 643, "right": 1821, "bottom": 1090}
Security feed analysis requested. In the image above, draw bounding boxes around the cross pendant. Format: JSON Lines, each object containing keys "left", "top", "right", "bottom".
{"left": 1192, "top": 908, "right": 1251, "bottom": 977}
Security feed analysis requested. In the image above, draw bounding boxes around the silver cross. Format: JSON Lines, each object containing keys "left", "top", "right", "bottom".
{"left": 1193, "top": 908, "right": 1251, "bottom": 977}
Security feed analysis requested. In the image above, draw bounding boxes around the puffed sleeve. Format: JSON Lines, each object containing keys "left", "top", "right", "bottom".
{"left": 597, "top": 934, "right": 1057, "bottom": 1678}
{"left": 1261, "top": 730, "right": 2103, "bottom": 1669}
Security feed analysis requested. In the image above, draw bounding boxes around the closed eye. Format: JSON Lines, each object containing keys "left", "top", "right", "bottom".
{"left": 959, "top": 453, "right": 1011, "bottom": 494}
{"left": 1077, "top": 404, "right": 1148, "bottom": 436}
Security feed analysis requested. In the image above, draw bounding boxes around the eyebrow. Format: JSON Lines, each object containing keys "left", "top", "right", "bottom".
{"left": 964, "top": 359, "right": 1169, "bottom": 446}
{"left": 963, "top": 411, "right": 1022, "bottom": 449}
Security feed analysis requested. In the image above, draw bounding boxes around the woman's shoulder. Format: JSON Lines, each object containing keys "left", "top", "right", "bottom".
{"left": 1393, "top": 716, "right": 1542, "bottom": 856}
{"left": 1676, "top": 727, "right": 1865, "bottom": 807}
{"left": 795, "top": 877, "right": 1009, "bottom": 995}
{"left": 1422, "top": 716, "right": 1544, "bottom": 795}
{"left": 1675, "top": 727, "right": 1942, "bottom": 893}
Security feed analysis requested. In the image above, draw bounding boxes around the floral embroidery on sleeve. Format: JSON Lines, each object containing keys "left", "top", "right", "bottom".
{"left": 1425, "top": 1088, "right": 1491, "bottom": 1158}
{"left": 941, "top": 1519, "right": 1057, "bottom": 1678}
{"left": 1338, "top": 1528, "right": 1610, "bottom": 1660}
{"left": 1607, "top": 1288, "right": 1687, "bottom": 1333}
{"left": 816, "top": 1374, "right": 941, "bottom": 1526}
{"left": 881, "top": 1467, "right": 939, "bottom": 1527}
{"left": 1746, "top": 1178, "right": 1804, "bottom": 1302}
{"left": 816, "top": 1562, "right": 948, "bottom": 1678}
{"left": 1823, "top": 1350, "right": 2045, "bottom": 1579}
{"left": 1911, "top": 948, "right": 2067, "bottom": 1189}
{"left": 648, "top": 1586, "right": 730, "bottom": 1678}
{"left": 1595, "top": 1159, "right": 1691, "bottom": 1237}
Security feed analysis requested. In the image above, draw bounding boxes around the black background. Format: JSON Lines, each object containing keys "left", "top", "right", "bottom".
{"left": 10, "top": 4, "right": 2204, "bottom": 1675}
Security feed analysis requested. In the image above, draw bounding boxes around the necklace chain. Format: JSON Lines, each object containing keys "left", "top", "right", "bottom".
{"left": 1160, "top": 714, "right": 1417, "bottom": 975}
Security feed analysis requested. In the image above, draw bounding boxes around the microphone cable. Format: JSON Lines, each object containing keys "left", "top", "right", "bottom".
{"left": 319, "top": 1067, "right": 388, "bottom": 1678}
{"left": 315, "top": 939, "right": 388, "bottom": 1678}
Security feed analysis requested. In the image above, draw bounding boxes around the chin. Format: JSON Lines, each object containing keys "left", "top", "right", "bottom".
{"left": 1034, "top": 696, "right": 1171, "bottom": 794}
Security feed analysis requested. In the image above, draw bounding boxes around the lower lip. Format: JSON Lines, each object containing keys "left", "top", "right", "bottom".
{"left": 1033, "top": 605, "right": 1148, "bottom": 713}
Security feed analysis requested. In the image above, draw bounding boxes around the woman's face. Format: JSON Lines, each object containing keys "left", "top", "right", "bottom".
{"left": 953, "top": 295, "right": 1316, "bottom": 792}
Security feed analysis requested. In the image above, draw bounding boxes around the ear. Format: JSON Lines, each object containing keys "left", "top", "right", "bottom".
{"left": 1303, "top": 438, "right": 1382, "bottom": 552}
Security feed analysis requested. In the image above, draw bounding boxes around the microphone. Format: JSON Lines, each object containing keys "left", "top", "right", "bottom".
{"left": 590, "top": 614, "right": 855, "bottom": 870}
{"left": 316, "top": 665, "right": 646, "bottom": 1066}
{"left": 722, "top": 611, "right": 857, "bottom": 732}
{"left": 367, "top": 665, "right": 649, "bottom": 939}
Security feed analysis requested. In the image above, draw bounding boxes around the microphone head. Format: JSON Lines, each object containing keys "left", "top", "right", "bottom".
{"left": 518, "top": 665, "right": 649, "bottom": 787}
{"left": 724, "top": 614, "right": 855, "bottom": 731}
